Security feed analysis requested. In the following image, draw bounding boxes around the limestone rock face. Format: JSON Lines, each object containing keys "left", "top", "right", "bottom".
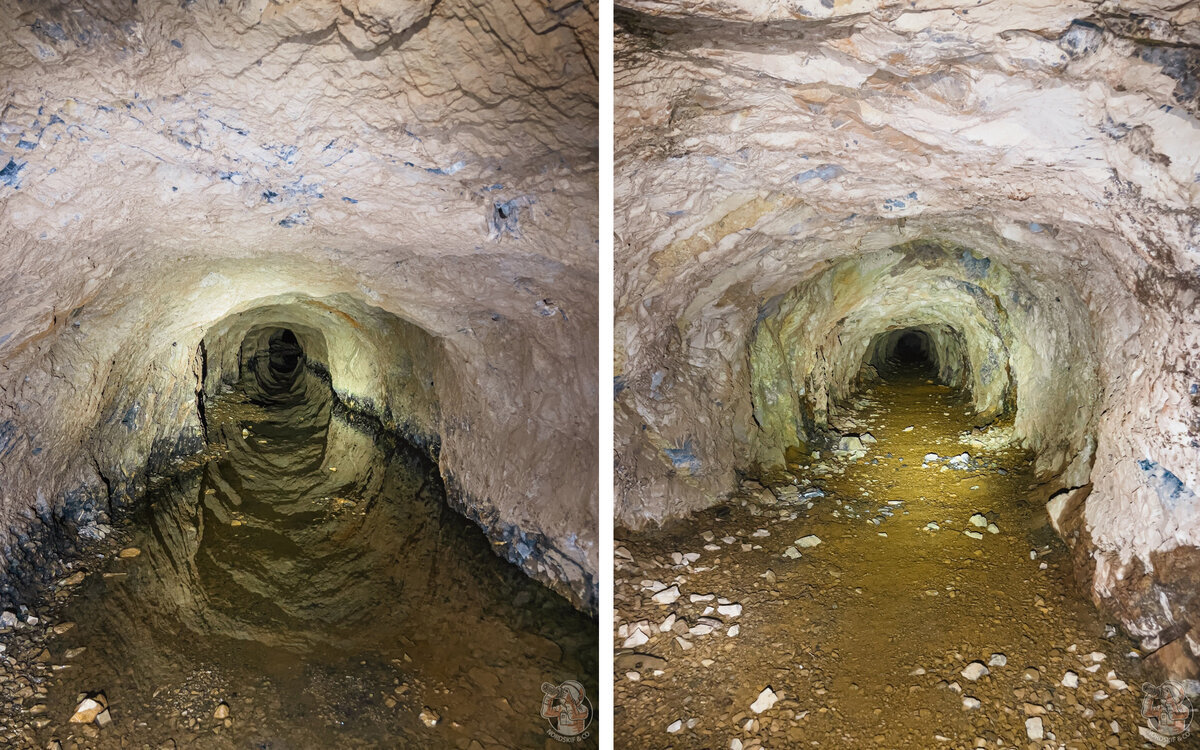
{"left": 615, "top": 1, "right": 1200, "bottom": 667}
{"left": 0, "top": 0, "right": 598, "bottom": 609}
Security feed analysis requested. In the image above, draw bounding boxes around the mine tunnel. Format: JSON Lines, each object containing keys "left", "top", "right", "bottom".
{"left": 612, "top": 3, "right": 1200, "bottom": 747}
{"left": 0, "top": 0, "right": 599, "bottom": 746}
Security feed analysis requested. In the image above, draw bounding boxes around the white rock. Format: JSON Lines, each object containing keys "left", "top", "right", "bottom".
{"left": 751, "top": 529, "right": 769, "bottom": 537}
{"left": 750, "top": 686, "right": 778, "bottom": 713}
{"left": 962, "top": 696, "right": 980, "bottom": 710}
{"left": 729, "top": 740, "right": 743, "bottom": 750}
{"left": 717, "top": 603, "right": 742, "bottom": 617}
{"left": 924, "top": 453, "right": 939, "bottom": 462}
{"left": 69, "top": 698, "right": 105, "bottom": 724}
{"left": 989, "top": 653, "right": 1007, "bottom": 667}
{"left": 795, "top": 535, "right": 822, "bottom": 548}
{"left": 986, "top": 523, "right": 1000, "bottom": 534}
{"left": 659, "top": 613, "right": 676, "bottom": 632}
{"left": 783, "top": 546, "right": 802, "bottom": 559}
{"left": 1025, "top": 716, "right": 1043, "bottom": 740}
{"left": 969, "top": 513, "right": 988, "bottom": 527}
{"left": 675, "top": 636, "right": 693, "bottom": 651}
{"left": 961, "top": 662, "right": 989, "bottom": 681}
{"left": 667, "top": 719, "right": 682, "bottom": 733}
{"left": 622, "top": 627, "right": 649, "bottom": 648}
{"left": 727, "top": 624, "right": 740, "bottom": 637}
{"left": 963, "top": 530, "right": 984, "bottom": 539}
{"left": 1062, "top": 671, "right": 1079, "bottom": 688}
{"left": 652, "top": 586, "right": 680, "bottom": 605}
{"left": 689, "top": 593, "right": 714, "bottom": 602}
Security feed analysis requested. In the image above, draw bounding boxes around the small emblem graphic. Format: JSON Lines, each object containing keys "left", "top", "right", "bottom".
{"left": 1142, "top": 681, "right": 1194, "bottom": 738}
{"left": 540, "top": 680, "right": 592, "bottom": 742}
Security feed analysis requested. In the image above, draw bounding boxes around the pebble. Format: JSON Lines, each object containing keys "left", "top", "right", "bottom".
{"left": 419, "top": 707, "right": 440, "bottom": 727}
{"left": 652, "top": 586, "right": 680, "bottom": 605}
{"left": 783, "top": 546, "right": 802, "bottom": 559}
{"left": 963, "top": 530, "right": 984, "bottom": 540}
{"left": 70, "top": 695, "right": 107, "bottom": 724}
{"left": 1025, "top": 716, "right": 1044, "bottom": 740}
{"left": 1062, "top": 671, "right": 1079, "bottom": 688}
{"left": 988, "top": 653, "right": 1007, "bottom": 667}
{"left": 667, "top": 719, "right": 683, "bottom": 733}
{"left": 795, "top": 535, "right": 822, "bottom": 548}
{"left": 119, "top": 547, "right": 141, "bottom": 558}
{"left": 961, "top": 662, "right": 989, "bottom": 681}
{"left": 962, "top": 696, "right": 980, "bottom": 710}
{"left": 969, "top": 514, "right": 988, "bottom": 528}
{"left": 750, "top": 686, "right": 778, "bottom": 713}
{"left": 717, "top": 603, "right": 742, "bottom": 618}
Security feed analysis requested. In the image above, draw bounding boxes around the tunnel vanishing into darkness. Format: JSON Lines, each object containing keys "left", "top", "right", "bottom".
{"left": 613, "top": 3, "right": 1200, "bottom": 731}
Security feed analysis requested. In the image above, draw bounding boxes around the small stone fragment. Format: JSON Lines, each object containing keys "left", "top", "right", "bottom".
{"left": 1025, "top": 716, "right": 1044, "bottom": 741}
{"left": 750, "top": 686, "right": 778, "bottom": 714}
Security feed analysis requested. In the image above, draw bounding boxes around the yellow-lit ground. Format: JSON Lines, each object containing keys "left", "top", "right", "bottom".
{"left": 614, "top": 370, "right": 1149, "bottom": 749}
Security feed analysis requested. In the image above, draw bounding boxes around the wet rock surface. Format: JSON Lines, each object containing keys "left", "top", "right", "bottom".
{"left": 0, "top": 365, "right": 597, "bottom": 748}
{"left": 614, "top": 371, "right": 1156, "bottom": 748}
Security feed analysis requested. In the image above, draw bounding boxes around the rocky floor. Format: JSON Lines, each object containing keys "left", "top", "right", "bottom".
{"left": 0, "top": 388, "right": 598, "bottom": 749}
{"left": 614, "top": 370, "right": 1166, "bottom": 749}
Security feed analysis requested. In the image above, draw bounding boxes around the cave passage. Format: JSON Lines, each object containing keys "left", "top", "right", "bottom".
{"left": 859, "top": 325, "right": 971, "bottom": 395}
{"left": 33, "top": 327, "right": 598, "bottom": 747}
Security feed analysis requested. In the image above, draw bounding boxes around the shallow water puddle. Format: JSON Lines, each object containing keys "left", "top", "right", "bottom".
{"left": 30, "top": 376, "right": 597, "bottom": 749}
{"left": 614, "top": 370, "right": 1146, "bottom": 749}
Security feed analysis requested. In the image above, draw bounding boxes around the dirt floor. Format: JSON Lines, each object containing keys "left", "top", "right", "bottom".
{"left": 0, "top": 383, "right": 598, "bottom": 749}
{"left": 614, "top": 369, "right": 1168, "bottom": 749}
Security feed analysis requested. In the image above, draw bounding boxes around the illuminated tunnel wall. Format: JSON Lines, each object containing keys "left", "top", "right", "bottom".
{"left": 615, "top": 1, "right": 1200, "bottom": 672}
{"left": 0, "top": 1, "right": 598, "bottom": 610}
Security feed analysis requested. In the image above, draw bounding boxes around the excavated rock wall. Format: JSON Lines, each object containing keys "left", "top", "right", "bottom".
{"left": 0, "top": 0, "right": 598, "bottom": 610}
{"left": 615, "top": 1, "right": 1200, "bottom": 673}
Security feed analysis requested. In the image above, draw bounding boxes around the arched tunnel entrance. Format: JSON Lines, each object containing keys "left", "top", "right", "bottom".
{"left": 30, "top": 297, "right": 597, "bottom": 748}
{"left": 861, "top": 325, "right": 971, "bottom": 390}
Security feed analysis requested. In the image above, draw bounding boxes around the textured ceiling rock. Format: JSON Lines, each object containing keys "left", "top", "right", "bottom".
{"left": 615, "top": 1, "right": 1200, "bottom": 672}
{"left": 0, "top": 0, "right": 598, "bottom": 610}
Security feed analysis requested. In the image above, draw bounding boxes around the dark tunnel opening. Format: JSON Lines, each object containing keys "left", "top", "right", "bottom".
{"left": 893, "top": 330, "right": 931, "bottom": 367}
{"left": 863, "top": 325, "right": 969, "bottom": 390}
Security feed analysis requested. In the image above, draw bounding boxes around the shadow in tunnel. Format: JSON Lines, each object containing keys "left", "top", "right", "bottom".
{"left": 38, "top": 317, "right": 599, "bottom": 748}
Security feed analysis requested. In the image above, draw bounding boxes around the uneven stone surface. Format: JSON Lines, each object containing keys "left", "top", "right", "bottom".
{"left": 615, "top": 0, "right": 1200, "bottom": 666}
{"left": 0, "top": 0, "right": 598, "bottom": 608}
{"left": 613, "top": 375, "right": 1152, "bottom": 747}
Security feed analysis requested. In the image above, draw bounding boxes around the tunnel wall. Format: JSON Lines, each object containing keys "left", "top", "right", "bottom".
{"left": 615, "top": 1, "right": 1200, "bottom": 672}
{"left": 0, "top": 0, "right": 598, "bottom": 610}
